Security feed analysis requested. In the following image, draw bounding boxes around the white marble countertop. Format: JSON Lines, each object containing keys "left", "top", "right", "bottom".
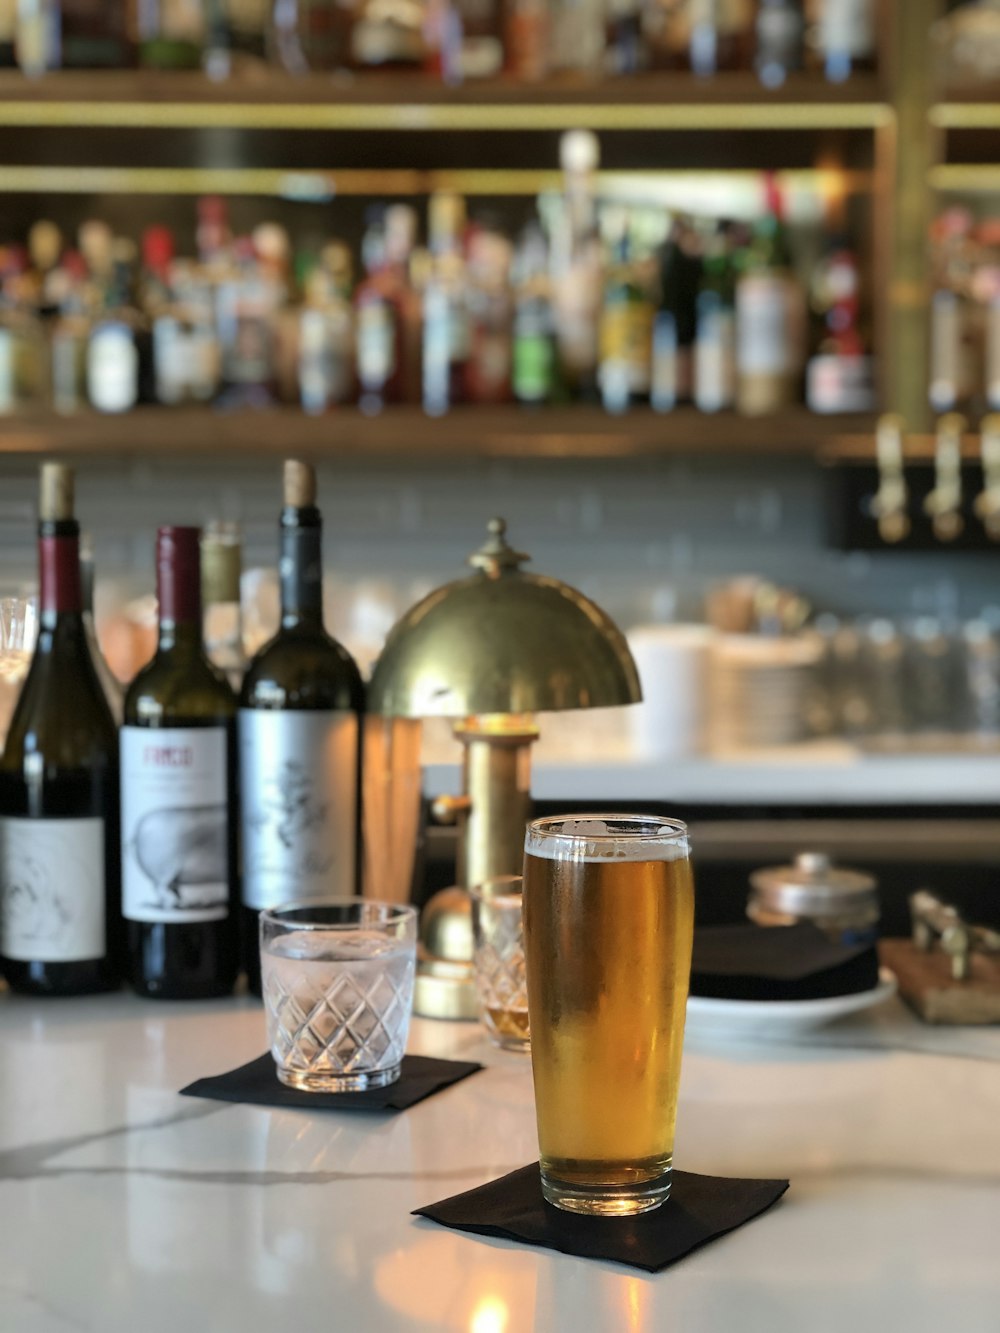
{"left": 2, "top": 991, "right": 1000, "bottom": 1333}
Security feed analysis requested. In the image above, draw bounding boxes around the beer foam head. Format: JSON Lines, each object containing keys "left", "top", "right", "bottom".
{"left": 525, "top": 815, "right": 688, "bottom": 863}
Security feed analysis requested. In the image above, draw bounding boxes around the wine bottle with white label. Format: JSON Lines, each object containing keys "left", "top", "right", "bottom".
{"left": 239, "top": 460, "right": 365, "bottom": 993}
{"left": 0, "top": 463, "right": 122, "bottom": 995}
{"left": 121, "top": 526, "right": 239, "bottom": 999}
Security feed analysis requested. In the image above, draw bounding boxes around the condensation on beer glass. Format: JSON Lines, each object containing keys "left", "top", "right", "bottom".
{"left": 522, "top": 813, "right": 694, "bottom": 1217}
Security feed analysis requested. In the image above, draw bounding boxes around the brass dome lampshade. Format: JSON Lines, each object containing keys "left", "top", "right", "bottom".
{"left": 368, "top": 517, "right": 641, "bottom": 1019}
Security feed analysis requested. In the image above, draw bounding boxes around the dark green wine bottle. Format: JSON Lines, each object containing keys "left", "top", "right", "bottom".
{"left": 239, "top": 461, "right": 365, "bottom": 994}
{"left": 0, "top": 463, "right": 122, "bottom": 996}
{"left": 121, "top": 526, "right": 239, "bottom": 999}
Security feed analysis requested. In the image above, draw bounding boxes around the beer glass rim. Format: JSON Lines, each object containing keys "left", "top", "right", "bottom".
{"left": 525, "top": 813, "right": 689, "bottom": 854}
{"left": 260, "top": 900, "right": 418, "bottom": 931}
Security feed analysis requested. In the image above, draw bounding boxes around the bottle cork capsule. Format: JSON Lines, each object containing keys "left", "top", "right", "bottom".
{"left": 283, "top": 459, "right": 317, "bottom": 508}
{"left": 40, "top": 463, "right": 74, "bottom": 522}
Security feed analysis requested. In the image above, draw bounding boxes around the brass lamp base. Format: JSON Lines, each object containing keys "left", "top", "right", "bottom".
{"left": 412, "top": 885, "right": 479, "bottom": 1020}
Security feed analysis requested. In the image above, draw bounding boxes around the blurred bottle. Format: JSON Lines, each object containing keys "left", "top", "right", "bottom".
{"left": 354, "top": 212, "right": 397, "bottom": 415}
{"left": 80, "top": 533, "right": 124, "bottom": 724}
{"left": 59, "top": 0, "right": 132, "bottom": 67}
{"left": 807, "top": 0, "right": 875, "bottom": 83}
{"left": 806, "top": 236, "right": 876, "bottom": 413}
{"left": 650, "top": 219, "right": 701, "bottom": 413}
{"left": 511, "top": 222, "right": 556, "bottom": 408}
{"left": 0, "top": 246, "right": 47, "bottom": 414}
{"left": 216, "top": 226, "right": 289, "bottom": 409}
{"left": 16, "top": 0, "right": 59, "bottom": 76}
{"left": 551, "top": 130, "right": 603, "bottom": 402}
{"left": 643, "top": 0, "right": 688, "bottom": 70}
{"left": 464, "top": 217, "right": 513, "bottom": 404}
{"left": 223, "top": 0, "right": 269, "bottom": 61}
{"left": 422, "top": 192, "right": 469, "bottom": 416}
{"left": 605, "top": 0, "right": 646, "bottom": 75}
{"left": 201, "top": 521, "right": 247, "bottom": 691}
{"left": 384, "top": 204, "right": 423, "bottom": 402}
{"left": 550, "top": 0, "right": 603, "bottom": 75}
{"left": 135, "top": 0, "right": 205, "bottom": 68}
{"left": 598, "top": 213, "right": 654, "bottom": 414}
{"left": 755, "top": 0, "right": 803, "bottom": 87}
{"left": 50, "top": 250, "right": 91, "bottom": 414}
{"left": 694, "top": 224, "right": 737, "bottom": 413}
{"left": 505, "top": 0, "right": 548, "bottom": 79}
{"left": 86, "top": 234, "right": 151, "bottom": 415}
{"left": 351, "top": 0, "right": 425, "bottom": 68}
{"left": 299, "top": 241, "right": 355, "bottom": 413}
{"left": 933, "top": 0, "right": 1000, "bottom": 90}
{"left": 0, "top": 0, "right": 15, "bottom": 65}
{"left": 269, "top": 0, "right": 354, "bottom": 73}
{"left": 736, "top": 175, "right": 806, "bottom": 415}
{"left": 688, "top": 0, "right": 754, "bottom": 77}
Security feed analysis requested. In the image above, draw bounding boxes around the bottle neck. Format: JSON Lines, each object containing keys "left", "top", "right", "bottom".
{"left": 38, "top": 520, "right": 83, "bottom": 627}
{"left": 157, "top": 544, "right": 203, "bottom": 653}
{"left": 280, "top": 505, "right": 324, "bottom": 629}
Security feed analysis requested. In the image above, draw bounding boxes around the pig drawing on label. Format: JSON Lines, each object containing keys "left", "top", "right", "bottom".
{"left": 256, "top": 759, "right": 330, "bottom": 857}
{"left": 130, "top": 805, "right": 228, "bottom": 912}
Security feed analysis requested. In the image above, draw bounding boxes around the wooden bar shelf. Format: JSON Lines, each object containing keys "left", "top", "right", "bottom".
{"left": 0, "top": 406, "right": 875, "bottom": 463}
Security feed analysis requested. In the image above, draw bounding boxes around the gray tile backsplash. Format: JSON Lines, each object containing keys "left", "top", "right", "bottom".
{"left": 2, "top": 451, "right": 999, "bottom": 640}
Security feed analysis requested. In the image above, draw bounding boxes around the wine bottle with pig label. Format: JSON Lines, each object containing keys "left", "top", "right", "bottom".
{"left": 121, "top": 526, "right": 239, "bottom": 998}
{"left": 239, "top": 460, "right": 365, "bottom": 994}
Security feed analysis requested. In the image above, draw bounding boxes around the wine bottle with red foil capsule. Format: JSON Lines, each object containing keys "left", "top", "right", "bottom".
{"left": 121, "top": 526, "right": 239, "bottom": 999}
{"left": 0, "top": 463, "right": 122, "bottom": 995}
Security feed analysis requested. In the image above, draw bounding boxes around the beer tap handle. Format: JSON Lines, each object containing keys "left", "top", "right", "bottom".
{"left": 870, "top": 414, "right": 910, "bottom": 543}
{"left": 924, "top": 412, "right": 966, "bottom": 542}
{"left": 973, "top": 414, "right": 1000, "bottom": 541}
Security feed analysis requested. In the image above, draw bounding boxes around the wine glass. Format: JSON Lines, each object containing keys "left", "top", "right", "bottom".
{"left": 0, "top": 594, "right": 38, "bottom": 754}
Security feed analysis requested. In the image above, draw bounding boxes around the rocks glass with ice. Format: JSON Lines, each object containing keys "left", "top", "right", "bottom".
{"left": 260, "top": 900, "right": 418, "bottom": 1092}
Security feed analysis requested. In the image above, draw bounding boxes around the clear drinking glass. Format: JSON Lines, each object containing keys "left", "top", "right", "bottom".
{"left": 0, "top": 595, "right": 38, "bottom": 754}
{"left": 260, "top": 899, "right": 418, "bottom": 1092}
{"left": 470, "top": 875, "right": 530, "bottom": 1052}
{"left": 523, "top": 814, "right": 694, "bottom": 1217}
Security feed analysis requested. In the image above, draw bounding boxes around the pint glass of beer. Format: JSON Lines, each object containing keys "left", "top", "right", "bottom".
{"left": 523, "top": 814, "right": 694, "bottom": 1216}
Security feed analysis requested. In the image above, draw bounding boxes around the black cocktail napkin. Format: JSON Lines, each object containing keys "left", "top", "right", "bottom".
{"left": 179, "top": 1052, "right": 483, "bottom": 1113}
{"left": 414, "top": 1164, "right": 788, "bottom": 1273}
{"left": 690, "top": 922, "right": 880, "bottom": 1002}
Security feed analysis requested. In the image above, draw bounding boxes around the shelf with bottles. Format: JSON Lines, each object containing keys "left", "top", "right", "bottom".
{"left": 0, "top": 403, "right": 876, "bottom": 459}
{"left": 0, "top": 160, "right": 880, "bottom": 432}
{"left": 1, "top": 1, "right": 884, "bottom": 123}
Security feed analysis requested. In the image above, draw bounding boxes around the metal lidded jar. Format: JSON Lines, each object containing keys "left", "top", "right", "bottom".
{"left": 747, "top": 851, "right": 880, "bottom": 946}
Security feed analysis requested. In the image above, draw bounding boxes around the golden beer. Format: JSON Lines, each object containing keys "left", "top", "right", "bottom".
{"left": 523, "top": 815, "right": 694, "bottom": 1216}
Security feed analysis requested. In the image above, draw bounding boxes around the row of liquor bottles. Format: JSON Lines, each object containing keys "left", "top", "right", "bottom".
{"left": 0, "top": 459, "right": 364, "bottom": 999}
{"left": 0, "top": 159, "right": 875, "bottom": 420}
{"left": 5, "top": 0, "right": 878, "bottom": 85}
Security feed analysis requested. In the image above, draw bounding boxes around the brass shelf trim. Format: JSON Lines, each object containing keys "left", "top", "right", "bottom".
{"left": 930, "top": 103, "right": 1000, "bottom": 130}
{"left": 0, "top": 99, "right": 893, "bottom": 132}
{"left": 928, "top": 164, "right": 1000, "bottom": 194}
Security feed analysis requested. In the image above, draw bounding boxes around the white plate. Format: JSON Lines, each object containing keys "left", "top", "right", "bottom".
{"left": 685, "top": 969, "right": 898, "bottom": 1040}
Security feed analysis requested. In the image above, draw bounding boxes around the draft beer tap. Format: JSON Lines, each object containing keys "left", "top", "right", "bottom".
{"left": 869, "top": 414, "right": 910, "bottom": 543}
{"left": 973, "top": 414, "right": 1000, "bottom": 541}
{"left": 924, "top": 412, "right": 966, "bottom": 542}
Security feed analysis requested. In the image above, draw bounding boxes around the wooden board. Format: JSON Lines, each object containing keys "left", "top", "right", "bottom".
{"left": 879, "top": 938, "right": 1000, "bottom": 1025}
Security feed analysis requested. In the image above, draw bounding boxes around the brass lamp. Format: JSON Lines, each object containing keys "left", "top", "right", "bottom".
{"left": 368, "top": 517, "right": 641, "bottom": 1019}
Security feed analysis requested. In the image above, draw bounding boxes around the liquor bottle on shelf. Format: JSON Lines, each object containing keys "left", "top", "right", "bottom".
{"left": 0, "top": 0, "right": 15, "bottom": 66}
{"left": 351, "top": 0, "right": 425, "bottom": 68}
{"left": 216, "top": 233, "right": 280, "bottom": 409}
{"left": 222, "top": 0, "right": 269, "bottom": 63}
{"left": 80, "top": 533, "right": 124, "bottom": 726}
{"left": 201, "top": 521, "right": 247, "bottom": 691}
{"left": 605, "top": 0, "right": 646, "bottom": 75}
{"left": 50, "top": 252, "right": 91, "bottom": 415}
{"left": 511, "top": 223, "right": 556, "bottom": 408}
{"left": 135, "top": 0, "right": 205, "bottom": 68}
{"left": 504, "top": 0, "right": 547, "bottom": 80}
{"left": 755, "top": 0, "right": 803, "bottom": 87}
{"left": 929, "top": 288, "right": 975, "bottom": 416}
{"left": 355, "top": 211, "right": 400, "bottom": 415}
{"left": 16, "top": 0, "right": 59, "bottom": 76}
{"left": 643, "top": 0, "right": 688, "bottom": 70}
{"left": 0, "top": 248, "right": 48, "bottom": 414}
{"left": 384, "top": 205, "right": 423, "bottom": 403}
{"left": 694, "top": 224, "right": 737, "bottom": 413}
{"left": 269, "top": 0, "right": 355, "bottom": 73}
{"left": 449, "top": 0, "right": 503, "bottom": 80}
{"left": 464, "top": 217, "right": 513, "bottom": 405}
{"left": 422, "top": 192, "right": 469, "bottom": 417}
{"left": 239, "top": 460, "right": 365, "bottom": 994}
{"left": 59, "top": 0, "right": 132, "bottom": 67}
{"left": 87, "top": 239, "right": 153, "bottom": 415}
{"left": 121, "top": 526, "right": 239, "bottom": 1000}
{"left": 0, "top": 463, "right": 122, "bottom": 996}
{"left": 650, "top": 219, "right": 701, "bottom": 413}
{"left": 735, "top": 175, "right": 807, "bottom": 416}
{"left": 299, "top": 241, "right": 356, "bottom": 414}
{"left": 598, "top": 213, "right": 654, "bottom": 415}
{"left": 808, "top": 0, "right": 875, "bottom": 84}
{"left": 551, "top": 129, "right": 603, "bottom": 403}
{"left": 688, "top": 0, "right": 754, "bottom": 77}
{"left": 805, "top": 237, "right": 876, "bottom": 413}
